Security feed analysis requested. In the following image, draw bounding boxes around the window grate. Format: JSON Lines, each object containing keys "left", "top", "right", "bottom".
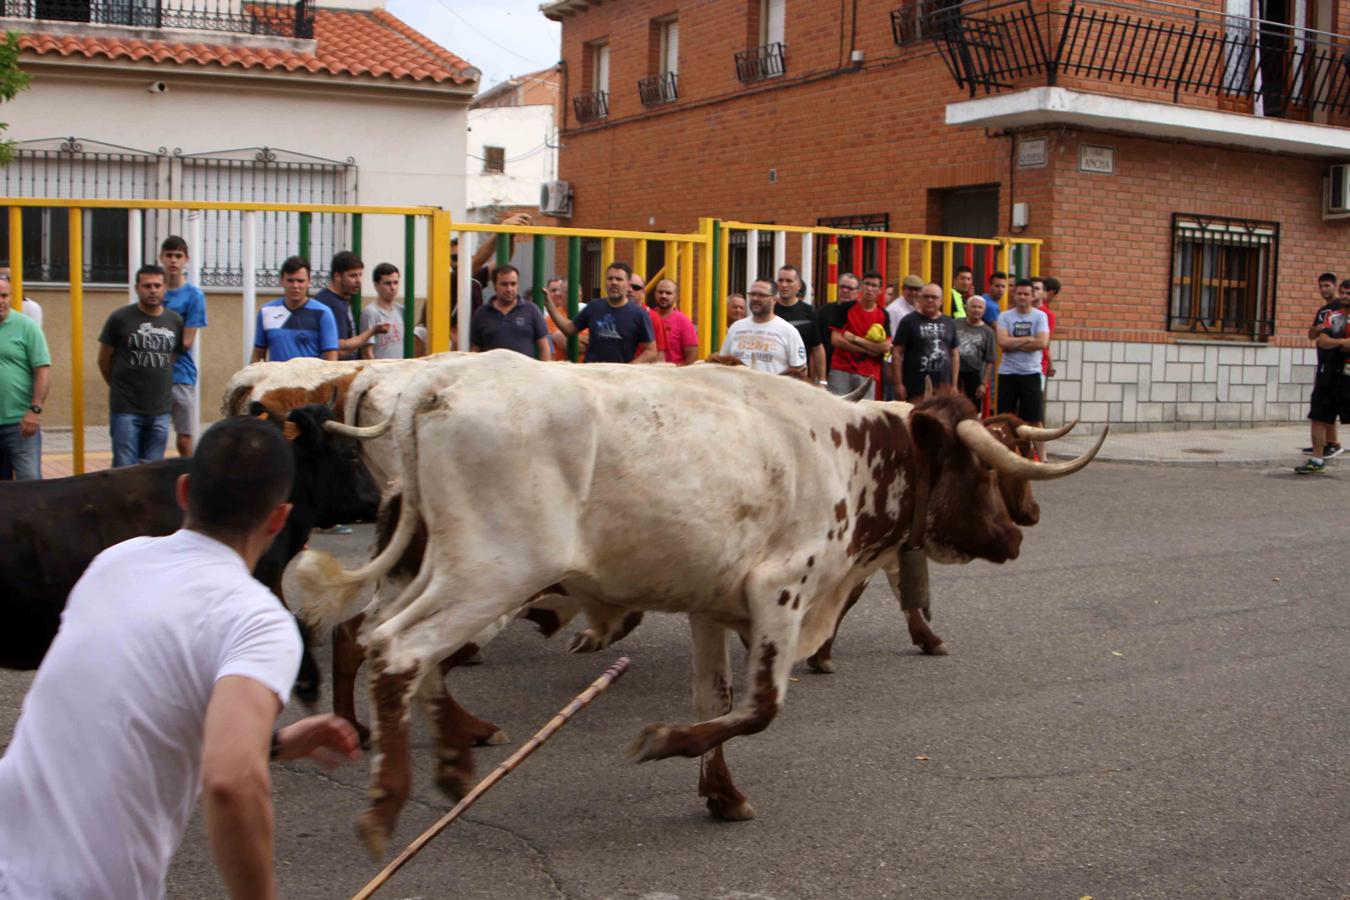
{"left": 13, "top": 0, "right": 315, "bottom": 39}
{"left": 482, "top": 146, "right": 505, "bottom": 174}
{"left": 735, "top": 41, "right": 786, "bottom": 84}
{"left": 638, "top": 72, "right": 679, "bottom": 106}
{"left": 1167, "top": 213, "right": 1278, "bottom": 341}
{"left": 572, "top": 90, "right": 610, "bottom": 123}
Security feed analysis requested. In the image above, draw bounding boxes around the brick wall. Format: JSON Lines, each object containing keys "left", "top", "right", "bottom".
{"left": 551, "top": 0, "right": 1350, "bottom": 427}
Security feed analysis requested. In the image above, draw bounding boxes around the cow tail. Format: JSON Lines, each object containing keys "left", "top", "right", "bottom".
{"left": 294, "top": 377, "right": 432, "bottom": 628}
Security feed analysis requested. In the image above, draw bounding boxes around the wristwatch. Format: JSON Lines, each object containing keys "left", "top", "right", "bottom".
{"left": 27, "top": 404, "right": 41, "bottom": 414}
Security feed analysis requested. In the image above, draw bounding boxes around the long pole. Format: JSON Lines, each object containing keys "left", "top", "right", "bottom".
{"left": 351, "top": 657, "right": 631, "bottom": 900}
{"left": 69, "top": 209, "right": 84, "bottom": 475}
{"left": 241, "top": 211, "right": 257, "bottom": 369}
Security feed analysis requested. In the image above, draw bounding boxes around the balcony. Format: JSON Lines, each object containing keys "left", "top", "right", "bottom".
{"left": 572, "top": 89, "right": 609, "bottom": 123}
{"left": 638, "top": 71, "right": 679, "bottom": 106}
{"left": 735, "top": 41, "right": 786, "bottom": 84}
{"left": 910, "top": 0, "right": 1350, "bottom": 124}
{"left": 5, "top": 0, "right": 315, "bottom": 39}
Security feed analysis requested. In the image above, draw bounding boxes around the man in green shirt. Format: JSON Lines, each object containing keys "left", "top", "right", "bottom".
{"left": 0, "top": 274, "right": 51, "bottom": 480}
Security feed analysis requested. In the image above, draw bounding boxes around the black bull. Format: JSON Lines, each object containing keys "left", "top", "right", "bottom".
{"left": 0, "top": 404, "right": 381, "bottom": 700}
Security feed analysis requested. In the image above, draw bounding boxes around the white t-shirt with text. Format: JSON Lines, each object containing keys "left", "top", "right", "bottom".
{"left": 996, "top": 306, "right": 1049, "bottom": 375}
{"left": 0, "top": 530, "right": 301, "bottom": 900}
{"left": 720, "top": 315, "right": 807, "bottom": 374}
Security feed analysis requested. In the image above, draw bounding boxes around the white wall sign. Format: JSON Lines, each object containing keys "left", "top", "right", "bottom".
{"left": 1079, "top": 144, "right": 1116, "bottom": 174}
{"left": 1017, "top": 137, "right": 1048, "bottom": 168}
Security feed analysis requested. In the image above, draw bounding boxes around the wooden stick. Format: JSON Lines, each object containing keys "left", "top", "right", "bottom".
{"left": 351, "top": 657, "right": 632, "bottom": 900}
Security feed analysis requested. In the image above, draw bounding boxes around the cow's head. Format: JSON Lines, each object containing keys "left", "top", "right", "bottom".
{"left": 908, "top": 392, "right": 1105, "bottom": 564}
{"left": 249, "top": 402, "right": 387, "bottom": 528}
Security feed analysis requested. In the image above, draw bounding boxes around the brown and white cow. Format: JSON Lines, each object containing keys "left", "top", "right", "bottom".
{"left": 803, "top": 412, "right": 1083, "bottom": 673}
{"left": 294, "top": 351, "right": 1105, "bottom": 855}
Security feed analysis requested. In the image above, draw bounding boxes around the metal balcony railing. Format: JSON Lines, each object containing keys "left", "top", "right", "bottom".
{"left": 572, "top": 89, "right": 609, "bottom": 123}
{"left": 638, "top": 71, "right": 679, "bottom": 106}
{"left": 735, "top": 41, "right": 786, "bottom": 84}
{"left": 8, "top": 0, "right": 315, "bottom": 39}
{"left": 911, "top": 0, "right": 1350, "bottom": 119}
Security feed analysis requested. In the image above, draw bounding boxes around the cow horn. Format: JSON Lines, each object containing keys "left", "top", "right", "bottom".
{"left": 841, "top": 379, "right": 872, "bottom": 403}
{"left": 322, "top": 417, "right": 392, "bottom": 440}
{"left": 327, "top": 386, "right": 340, "bottom": 410}
{"left": 956, "top": 419, "right": 1108, "bottom": 480}
{"left": 924, "top": 375, "right": 934, "bottom": 397}
{"left": 1016, "top": 419, "right": 1078, "bottom": 442}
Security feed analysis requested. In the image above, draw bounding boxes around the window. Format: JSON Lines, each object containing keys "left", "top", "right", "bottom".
{"left": 640, "top": 17, "right": 680, "bottom": 106}
{"left": 592, "top": 41, "right": 610, "bottom": 95}
{"left": 660, "top": 18, "right": 679, "bottom": 75}
{"left": 1168, "top": 213, "right": 1278, "bottom": 340}
{"left": 576, "top": 40, "right": 611, "bottom": 122}
{"left": 760, "top": 0, "right": 785, "bottom": 46}
{"left": 727, "top": 229, "right": 775, "bottom": 295}
{"left": 482, "top": 146, "right": 505, "bottom": 174}
{"left": 738, "top": 0, "right": 786, "bottom": 83}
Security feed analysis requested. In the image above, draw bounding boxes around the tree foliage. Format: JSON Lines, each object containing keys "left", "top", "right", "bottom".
{"left": 0, "top": 32, "right": 31, "bottom": 167}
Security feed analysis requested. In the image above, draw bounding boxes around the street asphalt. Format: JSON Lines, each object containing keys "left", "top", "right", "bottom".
{"left": 2, "top": 461, "right": 1348, "bottom": 899}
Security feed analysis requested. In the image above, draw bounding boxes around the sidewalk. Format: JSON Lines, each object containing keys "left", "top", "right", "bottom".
{"left": 1047, "top": 423, "right": 1313, "bottom": 468}
{"left": 35, "top": 422, "right": 1316, "bottom": 476}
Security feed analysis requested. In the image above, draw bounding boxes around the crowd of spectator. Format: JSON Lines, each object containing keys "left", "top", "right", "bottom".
{"left": 0, "top": 208, "right": 1073, "bottom": 480}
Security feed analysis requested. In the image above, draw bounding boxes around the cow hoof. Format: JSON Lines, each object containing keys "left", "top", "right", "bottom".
{"left": 569, "top": 631, "right": 602, "bottom": 654}
{"left": 707, "top": 795, "right": 756, "bottom": 822}
{"left": 478, "top": 729, "right": 509, "bottom": 747}
{"left": 921, "top": 641, "right": 949, "bottom": 656}
{"left": 357, "top": 814, "right": 390, "bottom": 860}
{"left": 434, "top": 767, "right": 473, "bottom": 802}
{"left": 806, "top": 656, "right": 835, "bottom": 674}
{"left": 630, "top": 724, "right": 676, "bottom": 763}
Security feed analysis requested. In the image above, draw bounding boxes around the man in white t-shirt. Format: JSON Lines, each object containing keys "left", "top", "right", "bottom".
{"left": 719, "top": 279, "right": 807, "bottom": 377}
{"left": 0, "top": 416, "right": 359, "bottom": 900}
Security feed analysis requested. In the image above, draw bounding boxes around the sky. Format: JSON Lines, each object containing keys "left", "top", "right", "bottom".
{"left": 386, "top": 0, "right": 562, "bottom": 92}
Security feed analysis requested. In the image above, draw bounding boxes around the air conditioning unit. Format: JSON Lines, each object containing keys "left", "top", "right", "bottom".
{"left": 540, "top": 180, "right": 573, "bottom": 218}
{"left": 1327, "top": 164, "right": 1350, "bottom": 216}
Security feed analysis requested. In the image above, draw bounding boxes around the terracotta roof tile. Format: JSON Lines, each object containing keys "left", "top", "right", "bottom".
{"left": 17, "top": 8, "right": 477, "bottom": 87}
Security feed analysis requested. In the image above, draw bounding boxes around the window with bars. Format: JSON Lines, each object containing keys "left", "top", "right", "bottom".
{"left": 1168, "top": 213, "right": 1278, "bottom": 341}
{"left": 727, "top": 229, "right": 775, "bottom": 295}
{"left": 0, "top": 139, "right": 355, "bottom": 286}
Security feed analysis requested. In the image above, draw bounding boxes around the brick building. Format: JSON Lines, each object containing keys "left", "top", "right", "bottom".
{"left": 544, "top": 0, "right": 1350, "bottom": 430}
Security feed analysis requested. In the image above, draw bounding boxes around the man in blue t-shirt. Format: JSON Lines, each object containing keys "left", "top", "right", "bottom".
{"left": 543, "top": 261, "right": 659, "bottom": 363}
{"left": 980, "top": 270, "right": 1007, "bottom": 325}
{"left": 159, "top": 235, "right": 208, "bottom": 457}
{"left": 251, "top": 257, "right": 338, "bottom": 364}
{"left": 996, "top": 278, "right": 1050, "bottom": 426}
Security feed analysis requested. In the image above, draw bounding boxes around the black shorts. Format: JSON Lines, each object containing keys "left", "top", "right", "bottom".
{"left": 1308, "top": 379, "right": 1350, "bottom": 424}
{"left": 997, "top": 372, "right": 1043, "bottom": 423}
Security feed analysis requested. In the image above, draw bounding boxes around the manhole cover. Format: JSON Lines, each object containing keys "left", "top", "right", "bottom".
{"left": 1182, "top": 448, "right": 1224, "bottom": 455}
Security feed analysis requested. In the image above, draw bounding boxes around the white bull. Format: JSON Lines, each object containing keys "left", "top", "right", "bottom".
{"left": 295, "top": 350, "right": 1104, "bottom": 855}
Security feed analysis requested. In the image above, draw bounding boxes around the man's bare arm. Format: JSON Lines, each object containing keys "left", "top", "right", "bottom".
{"left": 201, "top": 676, "right": 281, "bottom": 900}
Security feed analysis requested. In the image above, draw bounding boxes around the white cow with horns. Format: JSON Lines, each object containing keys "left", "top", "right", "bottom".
{"left": 295, "top": 350, "right": 1105, "bottom": 856}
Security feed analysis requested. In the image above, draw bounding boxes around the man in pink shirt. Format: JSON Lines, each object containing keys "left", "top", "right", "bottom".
{"left": 651, "top": 278, "right": 699, "bottom": 365}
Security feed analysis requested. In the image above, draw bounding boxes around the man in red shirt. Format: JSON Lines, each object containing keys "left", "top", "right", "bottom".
{"left": 651, "top": 278, "right": 699, "bottom": 365}
{"left": 630, "top": 271, "right": 667, "bottom": 361}
{"left": 1034, "top": 276, "right": 1059, "bottom": 460}
{"left": 825, "top": 270, "right": 890, "bottom": 398}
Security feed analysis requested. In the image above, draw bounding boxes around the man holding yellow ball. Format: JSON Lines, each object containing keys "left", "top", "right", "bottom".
{"left": 824, "top": 270, "right": 891, "bottom": 399}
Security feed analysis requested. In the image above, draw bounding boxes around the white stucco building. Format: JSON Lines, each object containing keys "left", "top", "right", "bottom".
{"left": 466, "top": 65, "right": 561, "bottom": 223}
{"left": 0, "top": 0, "right": 478, "bottom": 426}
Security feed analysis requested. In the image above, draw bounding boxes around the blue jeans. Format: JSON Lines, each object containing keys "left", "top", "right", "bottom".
{"left": 110, "top": 413, "right": 170, "bottom": 468}
{"left": 0, "top": 422, "right": 41, "bottom": 480}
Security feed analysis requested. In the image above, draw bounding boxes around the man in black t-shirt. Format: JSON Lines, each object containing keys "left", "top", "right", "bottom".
{"left": 774, "top": 264, "right": 826, "bottom": 386}
{"left": 312, "top": 251, "right": 389, "bottom": 361}
{"left": 98, "top": 265, "right": 185, "bottom": 467}
{"left": 545, "top": 261, "right": 658, "bottom": 364}
{"left": 1303, "top": 272, "right": 1343, "bottom": 458}
{"left": 1298, "top": 301, "right": 1350, "bottom": 474}
{"left": 891, "top": 282, "right": 959, "bottom": 401}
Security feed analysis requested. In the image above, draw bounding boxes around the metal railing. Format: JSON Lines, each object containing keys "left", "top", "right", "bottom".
{"left": 735, "top": 41, "right": 786, "bottom": 83}
{"left": 6, "top": 0, "right": 315, "bottom": 39}
{"left": 572, "top": 89, "right": 610, "bottom": 123}
{"left": 638, "top": 71, "right": 679, "bottom": 106}
{"left": 917, "top": 0, "right": 1350, "bottom": 118}
{"left": 1167, "top": 213, "right": 1278, "bottom": 339}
